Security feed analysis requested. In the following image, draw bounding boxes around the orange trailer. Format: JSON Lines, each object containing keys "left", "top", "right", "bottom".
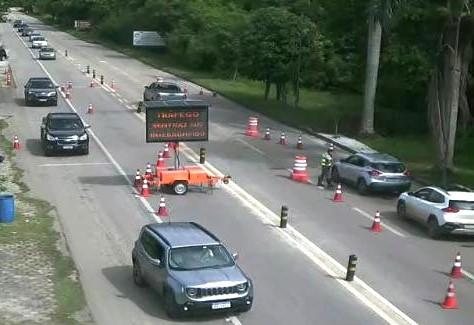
{"left": 150, "top": 165, "right": 230, "bottom": 195}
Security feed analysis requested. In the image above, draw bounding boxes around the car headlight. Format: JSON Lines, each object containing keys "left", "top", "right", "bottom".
{"left": 79, "top": 133, "right": 88, "bottom": 141}
{"left": 70, "top": 135, "right": 79, "bottom": 141}
{"left": 28, "top": 91, "right": 34, "bottom": 95}
{"left": 47, "top": 92, "right": 56, "bottom": 96}
{"left": 46, "top": 134, "right": 56, "bottom": 141}
{"left": 236, "top": 282, "right": 248, "bottom": 292}
{"left": 186, "top": 287, "right": 197, "bottom": 298}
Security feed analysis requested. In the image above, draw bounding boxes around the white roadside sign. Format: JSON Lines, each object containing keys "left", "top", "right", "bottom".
{"left": 133, "top": 31, "right": 166, "bottom": 47}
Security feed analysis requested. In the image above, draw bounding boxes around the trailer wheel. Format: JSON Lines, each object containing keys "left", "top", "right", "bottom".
{"left": 173, "top": 182, "right": 188, "bottom": 195}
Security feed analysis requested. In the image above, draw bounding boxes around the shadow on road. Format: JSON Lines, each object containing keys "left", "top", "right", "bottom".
{"left": 102, "top": 265, "right": 167, "bottom": 320}
{"left": 78, "top": 175, "right": 130, "bottom": 186}
{"left": 25, "top": 138, "right": 43, "bottom": 156}
{"left": 14, "top": 97, "right": 26, "bottom": 107}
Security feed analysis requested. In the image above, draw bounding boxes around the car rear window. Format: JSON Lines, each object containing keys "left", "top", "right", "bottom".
{"left": 370, "top": 163, "right": 405, "bottom": 173}
{"left": 449, "top": 200, "right": 474, "bottom": 210}
{"left": 49, "top": 118, "right": 83, "bottom": 130}
{"left": 41, "top": 48, "right": 54, "bottom": 52}
{"left": 30, "top": 80, "right": 54, "bottom": 88}
{"left": 157, "top": 84, "right": 181, "bottom": 93}
{"left": 35, "top": 37, "right": 45, "bottom": 41}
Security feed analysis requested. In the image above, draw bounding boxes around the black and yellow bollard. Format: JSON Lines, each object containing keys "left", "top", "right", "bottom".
{"left": 280, "top": 206, "right": 288, "bottom": 228}
{"left": 92, "top": 69, "right": 96, "bottom": 79}
{"left": 100, "top": 75, "right": 104, "bottom": 85}
{"left": 86, "top": 65, "right": 90, "bottom": 74}
{"left": 345, "top": 255, "right": 357, "bottom": 281}
{"left": 199, "top": 147, "right": 206, "bottom": 164}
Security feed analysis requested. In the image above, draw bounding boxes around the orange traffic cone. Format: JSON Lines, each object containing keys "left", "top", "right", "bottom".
{"left": 370, "top": 211, "right": 382, "bottom": 233}
{"left": 111, "top": 80, "right": 115, "bottom": 90}
{"left": 291, "top": 155, "right": 310, "bottom": 183}
{"left": 296, "top": 135, "right": 303, "bottom": 149}
{"left": 332, "top": 184, "right": 344, "bottom": 202}
{"left": 65, "top": 89, "right": 71, "bottom": 99}
{"left": 245, "top": 116, "right": 259, "bottom": 137}
{"left": 89, "top": 79, "right": 95, "bottom": 88}
{"left": 145, "top": 163, "right": 153, "bottom": 180}
{"left": 156, "top": 196, "right": 169, "bottom": 217}
{"left": 263, "top": 128, "right": 271, "bottom": 140}
{"left": 141, "top": 179, "right": 151, "bottom": 198}
{"left": 279, "top": 132, "right": 287, "bottom": 145}
{"left": 441, "top": 281, "right": 459, "bottom": 309}
{"left": 199, "top": 87, "right": 204, "bottom": 95}
{"left": 87, "top": 104, "right": 94, "bottom": 114}
{"left": 133, "top": 169, "right": 142, "bottom": 189}
{"left": 156, "top": 151, "right": 166, "bottom": 173}
{"left": 67, "top": 81, "right": 72, "bottom": 89}
{"left": 450, "top": 252, "right": 463, "bottom": 279}
{"left": 163, "top": 143, "right": 171, "bottom": 158}
{"left": 12, "top": 135, "right": 20, "bottom": 150}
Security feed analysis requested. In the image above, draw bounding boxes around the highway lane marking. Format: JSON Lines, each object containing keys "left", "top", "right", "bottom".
{"left": 19, "top": 24, "right": 416, "bottom": 324}
{"left": 462, "top": 269, "right": 474, "bottom": 281}
{"left": 236, "top": 138, "right": 266, "bottom": 156}
{"left": 352, "top": 207, "right": 406, "bottom": 238}
{"left": 226, "top": 316, "right": 242, "bottom": 325}
{"left": 39, "top": 162, "right": 112, "bottom": 167}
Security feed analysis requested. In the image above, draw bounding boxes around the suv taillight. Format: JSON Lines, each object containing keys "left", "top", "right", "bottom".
{"left": 369, "top": 170, "right": 381, "bottom": 177}
{"left": 442, "top": 207, "right": 460, "bottom": 213}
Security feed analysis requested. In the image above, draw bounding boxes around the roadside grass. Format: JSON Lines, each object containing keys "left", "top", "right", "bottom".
{"left": 0, "top": 120, "right": 88, "bottom": 324}
{"left": 37, "top": 17, "right": 474, "bottom": 188}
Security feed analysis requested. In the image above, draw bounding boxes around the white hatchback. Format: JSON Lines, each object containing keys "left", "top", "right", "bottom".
{"left": 32, "top": 36, "right": 47, "bottom": 48}
{"left": 397, "top": 186, "right": 474, "bottom": 238}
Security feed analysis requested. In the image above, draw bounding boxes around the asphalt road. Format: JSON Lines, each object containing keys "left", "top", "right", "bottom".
{"left": 3, "top": 13, "right": 474, "bottom": 325}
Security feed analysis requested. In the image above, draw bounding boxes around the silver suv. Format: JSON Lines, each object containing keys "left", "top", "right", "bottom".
{"left": 132, "top": 222, "right": 253, "bottom": 318}
{"left": 143, "top": 79, "right": 186, "bottom": 101}
{"left": 332, "top": 152, "right": 411, "bottom": 195}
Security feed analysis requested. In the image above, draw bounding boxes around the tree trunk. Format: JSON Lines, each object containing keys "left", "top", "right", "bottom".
{"left": 276, "top": 83, "right": 281, "bottom": 101}
{"left": 360, "top": 14, "right": 382, "bottom": 135}
{"left": 459, "top": 41, "right": 473, "bottom": 131}
{"left": 232, "top": 63, "right": 239, "bottom": 81}
{"left": 264, "top": 79, "right": 271, "bottom": 100}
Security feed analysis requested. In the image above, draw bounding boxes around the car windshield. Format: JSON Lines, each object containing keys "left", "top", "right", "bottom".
{"left": 449, "top": 200, "right": 474, "bottom": 210}
{"left": 370, "top": 162, "right": 405, "bottom": 173}
{"left": 35, "top": 37, "right": 45, "bottom": 41}
{"left": 152, "top": 83, "right": 181, "bottom": 93}
{"left": 49, "top": 118, "right": 83, "bottom": 130}
{"left": 30, "top": 80, "right": 54, "bottom": 89}
{"left": 169, "top": 244, "right": 234, "bottom": 271}
{"left": 41, "top": 48, "right": 54, "bottom": 52}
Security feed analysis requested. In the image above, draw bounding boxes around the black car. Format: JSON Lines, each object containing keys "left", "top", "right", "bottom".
{"left": 21, "top": 27, "right": 33, "bottom": 37}
{"left": 24, "top": 77, "right": 58, "bottom": 106}
{"left": 40, "top": 113, "right": 90, "bottom": 156}
{"left": 17, "top": 23, "right": 28, "bottom": 33}
{"left": 13, "top": 19, "right": 22, "bottom": 28}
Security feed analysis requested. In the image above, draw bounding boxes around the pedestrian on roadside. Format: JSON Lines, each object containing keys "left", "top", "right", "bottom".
{"left": 317, "top": 144, "right": 334, "bottom": 188}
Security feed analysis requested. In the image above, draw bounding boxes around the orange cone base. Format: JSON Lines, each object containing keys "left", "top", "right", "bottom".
{"left": 297, "top": 143, "right": 303, "bottom": 149}
{"left": 246, "top": 129, "right": 259, "bottom": 137}
{"left": 451, "top": 267, "right": 463, "bottom": 279}
{"left": 441, "top": 298, "right": 459, "bottom": 309}
{"left": 370, "top": 223, "right": 382, "bottom": 233}
{"left": 333, "top": 194, "right": 343, "bottom": 202}
{"left": 156, "top": 207, "right": 169, "bottom": 217}
{"left": 264, "top": 135, "right": 271, "bottom": 140}
{"left": 279, "top": 140, "right": 287, "bottom": 145}
{"left": 291, "top": 172, "right": 310, "bottom": 183}
{"left": 163, "top": 151, "right": 170, "bottom": 158}
{"left": 141, "top": 188, "right": 150, "bottom": 198}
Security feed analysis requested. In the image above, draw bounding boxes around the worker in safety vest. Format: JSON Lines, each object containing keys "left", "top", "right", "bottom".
{"left": 317, "top": 144, "right": 334, "bottom": 188}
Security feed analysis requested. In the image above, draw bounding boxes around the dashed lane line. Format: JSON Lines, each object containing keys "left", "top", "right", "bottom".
{"left": 352, "top": 207, "right": 407, "bottom": 238}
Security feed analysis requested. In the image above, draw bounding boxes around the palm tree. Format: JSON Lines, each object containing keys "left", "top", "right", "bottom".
{"left": 360, "top": 0, "right": 402, "bottom": 135}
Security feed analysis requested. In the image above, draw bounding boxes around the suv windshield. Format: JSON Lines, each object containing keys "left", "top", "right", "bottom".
{"left": 41, "top": 48, "right": 54, "bottom": 52}
{"left": 30, "top": 80, "right": 54, "bottom": 89}
{"left": 49, "top": 118, "right": 83, "bottom": 130}
{"left": 35, "top": 37, "right": 45, "bottom": 41}
{"left": 449, "top": 200, "right": 474, "bottom": 210}
{"left": 370, "top": 162, "right": 405, "bottom": 173}
{"left": 169, "top": 244, "right": 234, "bottom": 271}
{"left": 152, "top": 83, "right": 181, "bottom": 93}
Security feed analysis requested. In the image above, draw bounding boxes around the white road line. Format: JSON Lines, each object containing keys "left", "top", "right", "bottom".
{"left": 99, "top": 60, "right": 107, "bottom": 63}
{"left": 462, "top": 269, "right": 474, "bottom": 281}
{"left": 39, "top": 162, "right": 112, "bottom": 167}
{"left": 236, "top": 138, "right": 266, "bottom": 156}
{"left": 226, "top": 316, "right": 242, "bottom": 325}
{"left": 352, "top": 207, "right": 406, "bottom": 238}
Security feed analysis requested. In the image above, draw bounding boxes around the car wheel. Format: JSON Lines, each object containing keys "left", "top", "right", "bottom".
{"left": 164, "top": 289, "right": 180, "bottom": 319}
{"left": 132, "top": 261, "right": 146, "bottom": 287}
{"left": 25, "top": 98, "right": 29, "bottom": 106}
{"left": 357, "top": 179, "right": 368, "bottom": 195}
{"left": 427, "top": 217, "right": 441, "bottom": 239}
{"left": 82, "top": 146, "right": 89, "bottom": 155}
{"left": 331, "top": 168, "right": 340, "bottom": 184}
{"left": 173, "top": 181, "right": 188, "bottom": 195}
{"left": 52, "top": 99, "right": 58, "bottom": 106}
{"left": 397, "top": 201, "right": 407, "bottom": 219}
{"left": 44, "top": 147, "right": 52, "bottom": 157}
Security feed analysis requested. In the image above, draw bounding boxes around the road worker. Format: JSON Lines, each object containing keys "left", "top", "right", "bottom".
{"left": 317, "top": 144, "right": 334, "bottom": 188}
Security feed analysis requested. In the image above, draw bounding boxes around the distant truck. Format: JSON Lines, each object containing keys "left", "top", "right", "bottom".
{"left": 143, "top": 79, "right": 186, "bottom": 102}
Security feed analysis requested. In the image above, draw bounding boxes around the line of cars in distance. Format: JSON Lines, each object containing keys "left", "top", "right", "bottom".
{"left": 13, "top": 19, "right": 56, "bottom": 59}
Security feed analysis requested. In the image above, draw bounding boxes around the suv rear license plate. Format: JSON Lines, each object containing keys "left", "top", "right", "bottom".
{"left": 62, "top": 145, "right": 73, "bottom": 149}
{"left": 211, "top": 301, "right": 231, "bottom": 310}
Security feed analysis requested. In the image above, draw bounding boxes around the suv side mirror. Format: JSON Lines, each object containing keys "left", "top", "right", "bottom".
{"left": 151, "top": 258, "right": 161, "bottom": 267}
{"left": 232, "top": 252, "right": 239, "bottom": 260}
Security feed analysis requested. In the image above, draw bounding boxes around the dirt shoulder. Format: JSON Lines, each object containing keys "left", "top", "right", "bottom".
{"left": 0, "top": 118, "right": 94, "bottom": 325}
